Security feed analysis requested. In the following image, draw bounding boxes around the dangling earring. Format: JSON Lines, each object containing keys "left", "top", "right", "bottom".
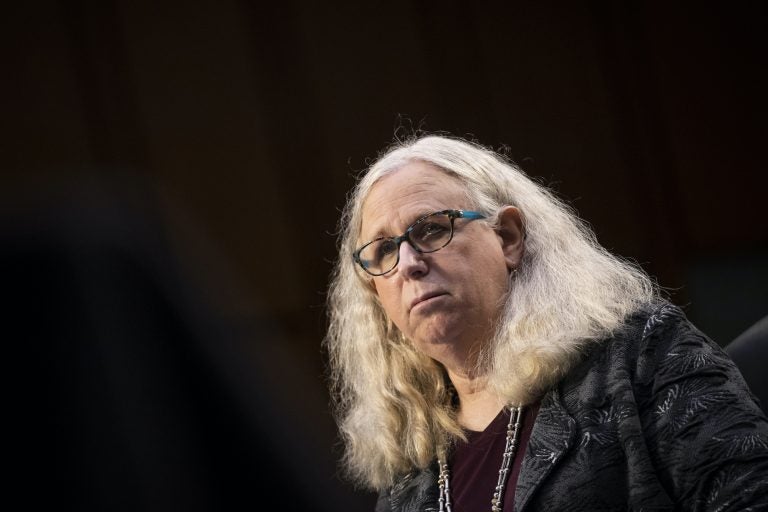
{"left": 510, "top": 267, "right": 519, "bottom": 279}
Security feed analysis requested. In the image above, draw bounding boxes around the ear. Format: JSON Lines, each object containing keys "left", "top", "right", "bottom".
{"left": 496, "top": 206, "right": 525, "bottom": 272}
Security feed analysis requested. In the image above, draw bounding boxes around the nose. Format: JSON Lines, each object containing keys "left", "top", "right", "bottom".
{"left": 397, "top": 241, "right": 428, "bottom": 278}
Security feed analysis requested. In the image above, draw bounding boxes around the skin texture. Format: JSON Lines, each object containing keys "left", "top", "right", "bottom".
{"left": 360, "top": 162, "right": 524, "bottom": 429}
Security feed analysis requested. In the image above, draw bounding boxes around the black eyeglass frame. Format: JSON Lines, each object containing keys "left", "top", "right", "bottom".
{"left": 353, "top": 209, "right": 487, "bottom": 276}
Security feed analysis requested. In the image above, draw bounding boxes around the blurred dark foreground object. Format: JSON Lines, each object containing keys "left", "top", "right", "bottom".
{"left": 2, "top": 176, "right": 368, "bottom": 511}
{"left": 727, "top": 315, "right": 768, "bottom": 414}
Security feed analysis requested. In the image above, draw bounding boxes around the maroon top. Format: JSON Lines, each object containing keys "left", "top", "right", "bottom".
{"left": 448, "top": 403, "right": 539, "bottom": 512}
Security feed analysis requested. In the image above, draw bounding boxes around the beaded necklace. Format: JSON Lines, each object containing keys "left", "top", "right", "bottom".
{"left": 437, "top": 406, "right": 524, "bottom": 512}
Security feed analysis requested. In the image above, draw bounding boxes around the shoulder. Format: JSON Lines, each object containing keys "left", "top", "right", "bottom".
{"left": 569, "top": 301, "right": 740, "bottom": 385}
{"left": 629, "top": 301, "right": 757, "bottom": 403}
{"left": 553, "top": 301, "right": 768, "bottom": 510}
{"left": 563, "top": 300, "right": 765, "bottom": 424}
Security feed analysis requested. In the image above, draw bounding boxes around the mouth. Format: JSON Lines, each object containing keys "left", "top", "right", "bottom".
{"left": 409, "top": 291, "right": 447, "bottom": 312}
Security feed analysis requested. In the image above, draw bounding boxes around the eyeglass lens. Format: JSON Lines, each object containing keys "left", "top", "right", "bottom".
{"left": 358, "top": 212, "right": 454, "bottom": 275}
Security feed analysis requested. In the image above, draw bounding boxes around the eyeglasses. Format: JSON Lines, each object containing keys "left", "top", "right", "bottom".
{"left": 353, "top": 209, "right": 486, "bottom": 276}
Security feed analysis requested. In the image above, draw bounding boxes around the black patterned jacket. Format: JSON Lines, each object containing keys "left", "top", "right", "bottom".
{"left": 375, "top": 303, "right": 768, "bottom": 511}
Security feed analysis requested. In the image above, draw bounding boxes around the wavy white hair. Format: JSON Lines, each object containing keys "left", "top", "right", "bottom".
{"left": 326, "top": 135, "right": 657, "bottom": 490}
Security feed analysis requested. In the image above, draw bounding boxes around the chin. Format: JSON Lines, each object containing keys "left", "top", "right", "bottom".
{"left": 414, "top": 323, "right": 455, "bottom": 344}
{"left": 414, "top": 328, "right": 468, "bottom": 356}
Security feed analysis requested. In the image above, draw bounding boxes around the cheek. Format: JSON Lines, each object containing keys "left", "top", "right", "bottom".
{"left": 455, "top": 237, "right": 507, "bottom": 278}
{"left": 372, "top": 280, "right": 404, "bottom": 322}
{"left": 458, "top": 247, "right": 510, "bottom": 301}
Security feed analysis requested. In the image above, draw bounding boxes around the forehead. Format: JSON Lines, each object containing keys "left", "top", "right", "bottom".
{"left": 360, "top": 161, "right": 468, "bottom": 238}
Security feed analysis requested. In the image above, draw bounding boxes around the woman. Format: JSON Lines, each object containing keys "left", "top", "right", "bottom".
{"left": 326, "top": 135, "right": 767, "bottom": 511}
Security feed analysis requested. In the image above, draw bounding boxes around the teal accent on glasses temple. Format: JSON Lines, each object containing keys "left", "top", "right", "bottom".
{"left": 353, "top": 209, "right": 487, "bottom": 276}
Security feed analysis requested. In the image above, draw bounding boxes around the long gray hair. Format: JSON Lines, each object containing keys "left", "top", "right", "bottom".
{"left": 326, "top": 135, "right": 657, "bottom": 490}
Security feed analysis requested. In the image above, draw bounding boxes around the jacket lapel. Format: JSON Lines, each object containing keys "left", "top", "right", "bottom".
{"left": 514, "top": 388, "right": 576, "bottom": 511}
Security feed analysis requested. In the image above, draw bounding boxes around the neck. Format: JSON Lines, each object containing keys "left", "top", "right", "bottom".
{"left": 447, "top": 369, "right": 505, "bottom": 432}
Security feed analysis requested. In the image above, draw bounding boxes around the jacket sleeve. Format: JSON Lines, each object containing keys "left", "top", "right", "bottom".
{"left": 637, "top": 303, "right": 768, "bottom": 511}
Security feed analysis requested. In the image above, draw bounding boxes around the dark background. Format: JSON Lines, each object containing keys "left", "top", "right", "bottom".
{"left": 3, "top": 1, "right": 766, "bottom": 510}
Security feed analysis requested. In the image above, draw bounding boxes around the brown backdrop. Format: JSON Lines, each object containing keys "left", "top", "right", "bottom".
{"left": 3, "top": 1, "right": 767, "bottom": 509}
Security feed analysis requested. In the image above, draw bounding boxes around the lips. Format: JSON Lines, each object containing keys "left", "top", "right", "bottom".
{"left": 409, "top": 291, "right": 448, "bottom": 312}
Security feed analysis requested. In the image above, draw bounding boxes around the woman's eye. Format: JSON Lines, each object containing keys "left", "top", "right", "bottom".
{"left": 418, "top": 222, "right": 448, "bottom": 239}
{"left": 377, "top": 240, "right": 397, "bottom": 259}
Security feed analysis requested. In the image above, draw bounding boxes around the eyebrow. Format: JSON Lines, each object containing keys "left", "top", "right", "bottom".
{"left": 364, "top": 223, "right": 395, "bottom": 242}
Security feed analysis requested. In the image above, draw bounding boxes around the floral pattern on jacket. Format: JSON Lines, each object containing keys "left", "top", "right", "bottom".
{"left": 375, "top": 303, "right": 768, "bottom": 511}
